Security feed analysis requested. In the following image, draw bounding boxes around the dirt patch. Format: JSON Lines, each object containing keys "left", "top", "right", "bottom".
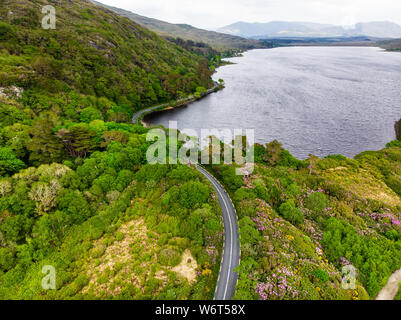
{"left": 83, "top": 218, "right": 167, "bottom": 296}
{"left": 172, "top": 250, "right": 198, "bottom": 284}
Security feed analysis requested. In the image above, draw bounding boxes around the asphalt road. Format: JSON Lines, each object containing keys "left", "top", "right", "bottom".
{"left": 131, "top": 84, "right": 240, "bottom": 300}
{"left": 131, "top": 84, "right": 220, "bottom": 124}
{"left": 196, "top": 165, "right": 240, "bottom": 301}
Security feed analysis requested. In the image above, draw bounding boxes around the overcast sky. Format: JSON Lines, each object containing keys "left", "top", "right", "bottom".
{"left": 97, "top": 0, "right": 401, "bottom": 30}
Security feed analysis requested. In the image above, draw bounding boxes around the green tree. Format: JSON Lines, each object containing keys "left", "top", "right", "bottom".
{"left": 179, "top": 181, "right": 209, "bottom": 209}
{"left": 0, "top": 147, "right": 25, "bottom": 176}
{"left": 57, "top": 125, "right": 97, "bottom": 158}
{"left": 279, "top": 200, "right": 304, "bottom": 226}
{"left": 27, "top": 113, "right": 65, "bottom": 165}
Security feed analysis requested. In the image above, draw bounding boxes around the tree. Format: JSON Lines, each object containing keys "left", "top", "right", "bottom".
{"left": 0, "top": 147, "right": 25, "bottom": 176}
{"left": 279, "top": 200, "right": 304, "bottom": 226}
{"left": 307, "top": 154, "right": 320, "bottom": 175}
{"left": 264, "top": 140, "right": 284, "bottom": 166}
{"left": 57, "top": 125, "right": 97, "bottom": 158}
{"left": 100, "top": 131, "right": 129, "bottom": 149}
{"left": 27, "top": 112, "right": 65, "bottom": 165}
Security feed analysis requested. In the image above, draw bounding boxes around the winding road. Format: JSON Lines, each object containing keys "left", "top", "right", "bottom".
{"left": 132, "top": 84, "right": 220, "bottom": 125}
{"left": 131, "top": 87, "right": 240, "bottom": 300}
{"left": 196, "top": 165, "right": 240, "bottom": 300}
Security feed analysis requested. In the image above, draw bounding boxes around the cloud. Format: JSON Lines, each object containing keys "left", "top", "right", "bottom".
{"left": 97, "top": 0, "right": 401, "bottom": 29}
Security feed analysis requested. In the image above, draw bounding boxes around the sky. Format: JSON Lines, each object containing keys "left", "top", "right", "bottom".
{"left": 97, "top": 0, "right": 401, "bottom": 30}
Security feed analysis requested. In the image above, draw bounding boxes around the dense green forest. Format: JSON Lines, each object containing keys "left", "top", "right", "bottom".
{"left": 0, "top": 0, "right": 222, "bottom": 299}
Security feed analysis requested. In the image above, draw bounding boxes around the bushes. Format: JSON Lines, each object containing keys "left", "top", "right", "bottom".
{"left": 386, "top": 140, "right": 401, "bottom": 148}
{"left": 0, "top": 147, "right": 25, "bottom": 176}
{"left": 314, "top": 269, "right": 329, "bottom": 283}
{"left": 279, "top": 200, "right": 304, "bottom": 226}
{"left": 305, "top": 192, "right": 329, "bottom": 215}
{"left": 396, "top": 283, "right": 401, "bottom": 301}
{"left": 0, "top": 247, "right": 16, "bottom": 272}
{"left": 158, "top": 247, "right": 181, "bottom": 267}
{"left": 179, "top": 181, "right": 209, "bottom": 209}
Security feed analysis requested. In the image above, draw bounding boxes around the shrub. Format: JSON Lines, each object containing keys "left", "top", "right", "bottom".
{"left": 0, "top": 147, "right": 26, "bottom": 176}
{"left": 179, "top": 181, "right": 209, "bottom": 209}
{"left": 279, "top": 200, "right": 304, "bottom": 226}
{"left": 314, "top": 269, "right": 329, "bottom": 283}
{"left": 305, "top": 192, "right": 329, "bottom": 215}
{"left": 135, "top": 164, "right": 168, "bottom": 183}
{"left": 158, "top": 247, "right": 181, "bottom": 267}
{"left": 115, "top": 232, "right": 124, "bottom": 241}
{"left": 396, "top": 283, "right": 401, "bottom": 301}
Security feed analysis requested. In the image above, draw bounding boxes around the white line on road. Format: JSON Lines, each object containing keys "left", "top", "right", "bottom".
{"left": 199, "top": 167, "right": 234, "bottom": 300}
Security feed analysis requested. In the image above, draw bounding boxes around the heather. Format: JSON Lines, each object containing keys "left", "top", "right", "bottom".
{"left": 207, "top": 140, "right": 401, "bottom": 300}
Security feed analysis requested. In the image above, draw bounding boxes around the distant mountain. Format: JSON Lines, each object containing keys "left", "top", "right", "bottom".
{"left": 218, "top": 21, "right": 401, "bottom": 39}
{"left": 91, "top": 1, "right": 265, "bottom": 52}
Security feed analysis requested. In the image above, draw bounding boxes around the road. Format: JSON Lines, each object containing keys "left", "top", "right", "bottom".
{"left": 376, "top": 268, "right": 401, "bottom": 300}
{"left": 131, "top": 84, "right": 220, "bottom": 124}
{"left": 131, "top": 83, "right": 240, "bottom": 300}
{"left": 196, "top": 165, "right": 240, "bottom": 301}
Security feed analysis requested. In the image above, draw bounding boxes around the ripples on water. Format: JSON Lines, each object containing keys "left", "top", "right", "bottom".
{"left": 146, "top": 47, "right": 401, "bottom": 159}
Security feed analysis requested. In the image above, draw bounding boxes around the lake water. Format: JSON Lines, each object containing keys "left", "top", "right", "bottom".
{"left": 145, "top": 47, "right": 401, "bottom": 159}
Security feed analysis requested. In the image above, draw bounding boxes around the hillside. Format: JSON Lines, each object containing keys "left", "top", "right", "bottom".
{"left": 0, "top": 0, "right": 213, "bottom": 115}
{"left": 206, "top": 140, "right": 401, "bottom": 300}
{"left": 0, "top": 0, "right": 224, "bottom": 300}
{"left": 91, "top": 0, "right": 266, "bottom": 52}
{"left": 218, "top": 21, "right": 401, "bottom": 39}
{"left": 378, "top": 39, "right": 401, "bottom": 51}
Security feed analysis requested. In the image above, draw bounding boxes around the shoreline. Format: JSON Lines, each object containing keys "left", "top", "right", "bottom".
{"left": 136, "top": 83, "right": 223, "bottom": 127}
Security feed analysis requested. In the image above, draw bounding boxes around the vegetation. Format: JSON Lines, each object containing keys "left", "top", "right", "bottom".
{"left": 396, "top": 283, "right": 401, "bottom": 300}
{"left": 207, "top": 139, "right": 401, "bottom": 300}
{"left": 378, "top": 39, "right": 401, "bottom": 52}
{"left": 0, "top": 0, "right": 223, "bottom": 300}
{"left": 0, "top": 0, "right": 400, "bottom": 302}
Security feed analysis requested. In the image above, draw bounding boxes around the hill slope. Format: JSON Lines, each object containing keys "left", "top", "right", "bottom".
{"left": 378, "top": 39, "right": 401, "bottom": 51}
{"left": 0, "top": 0, "right": 223, "bottom": 300}
{"left": 218, "top": 21, "right": 401, "bottom": 39}
{"left": 91, "top": 0, "right": 265, "bottom": 52}
{"left": 0, "top": 0, "right": 213, "bottom": 115}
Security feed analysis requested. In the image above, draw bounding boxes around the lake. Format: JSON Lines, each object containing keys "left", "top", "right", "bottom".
{"left": 145, "top": 47, "right": 401, "bottom": 159}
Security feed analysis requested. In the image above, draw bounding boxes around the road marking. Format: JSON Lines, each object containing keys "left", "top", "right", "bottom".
{"left": 198, "top": 167, "right": 234, "bottom": 300}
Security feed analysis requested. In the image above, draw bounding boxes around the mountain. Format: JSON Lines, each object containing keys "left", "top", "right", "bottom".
{"left": 218, "top": 21, "right": 401, "bottom": 39}
{"left": 91, "top": 0, "right": 265, "bottom": 52}
{"left": 0, "top": 0, "right": 213, "bottom": 114}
